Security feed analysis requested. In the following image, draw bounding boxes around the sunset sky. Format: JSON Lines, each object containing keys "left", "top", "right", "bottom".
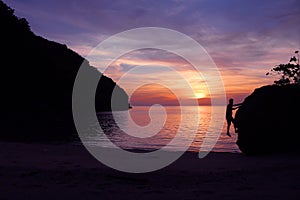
{"left": 5, "top": 0, "right": 300, "bottom": 105}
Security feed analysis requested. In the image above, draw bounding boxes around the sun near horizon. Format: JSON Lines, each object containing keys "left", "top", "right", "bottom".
{"left": 194, "top": 92, "right": 206, "bottom": 99}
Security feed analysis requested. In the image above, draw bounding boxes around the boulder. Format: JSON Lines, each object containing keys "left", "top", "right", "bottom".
{"left": 235, "top": 84, "right": 300, "bottom": 155}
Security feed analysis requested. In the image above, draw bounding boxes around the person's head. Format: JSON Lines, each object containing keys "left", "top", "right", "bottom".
{"left": 229, "top": 98, "right": 234, "bottom": 104}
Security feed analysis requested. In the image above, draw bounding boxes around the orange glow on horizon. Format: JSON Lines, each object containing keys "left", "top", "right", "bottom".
{"left": 90, "top": 48, "right": 276, "bottom": 106}
{"left": 130, "top": 84, "right": 180, "bottom": 106}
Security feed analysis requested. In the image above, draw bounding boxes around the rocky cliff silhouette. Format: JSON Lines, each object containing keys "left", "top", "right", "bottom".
{"left": 0, "top": 1, "right": 129, "bottom": 141}
{"left": 235, "top": 84, "right": 300, "bottom": 155}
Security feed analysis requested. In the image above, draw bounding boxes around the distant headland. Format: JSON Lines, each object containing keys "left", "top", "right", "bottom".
{"left": 0, "top": 1, "right": 130, "bottom": 141}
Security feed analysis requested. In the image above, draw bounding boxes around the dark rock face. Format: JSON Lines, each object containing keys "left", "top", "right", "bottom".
{"left": 0, "top": 1, "right": 129, "bottom": 141}
{"left": 235, "top": 84, "right": 300, "bottom": 155}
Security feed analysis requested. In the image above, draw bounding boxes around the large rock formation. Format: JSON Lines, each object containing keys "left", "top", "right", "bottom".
{"left": 235, "top": 84, "right": 300, "bottom": 155}
{"left": 0, "top": 1, "right": 129, "bottom": 141}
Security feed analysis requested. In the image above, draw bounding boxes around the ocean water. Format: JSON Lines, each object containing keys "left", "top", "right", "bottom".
{"left": 81, "top": 106, "right": 241, "bottom": 153}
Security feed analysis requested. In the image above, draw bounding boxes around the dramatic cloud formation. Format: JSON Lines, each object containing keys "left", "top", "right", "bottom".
{"left": 5, "top": 0, "right": 300, "bottom": 105}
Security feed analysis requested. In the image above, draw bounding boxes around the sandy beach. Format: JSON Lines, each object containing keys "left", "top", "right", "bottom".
{"left": 1, "top": 141, "right": 299, "bottom": 200}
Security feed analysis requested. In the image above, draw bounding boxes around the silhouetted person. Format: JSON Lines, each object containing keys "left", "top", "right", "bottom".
{"left": 226, "top": 98, "right": 242, "bottom": 137}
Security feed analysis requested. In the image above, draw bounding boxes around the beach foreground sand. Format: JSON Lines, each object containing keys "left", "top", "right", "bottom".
{"left": 1, "top": 141, "right": 299, "bottom": 200}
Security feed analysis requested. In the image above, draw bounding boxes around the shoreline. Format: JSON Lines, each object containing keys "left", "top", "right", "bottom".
{"left": 1, "top": 141, "right": 299, "bottom": 199}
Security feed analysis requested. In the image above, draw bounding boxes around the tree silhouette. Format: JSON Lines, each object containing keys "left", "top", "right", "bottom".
{"left": 266, "top": 51, "right": 300, "bottom": 86}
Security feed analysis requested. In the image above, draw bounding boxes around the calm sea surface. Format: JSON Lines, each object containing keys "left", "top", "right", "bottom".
{"left": 81, "top": 106, "right": 241, "bottom": 153}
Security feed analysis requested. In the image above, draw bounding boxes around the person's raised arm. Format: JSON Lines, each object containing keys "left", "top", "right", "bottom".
{"left": 232, "top": 103, "right": 243, "bottom": 110}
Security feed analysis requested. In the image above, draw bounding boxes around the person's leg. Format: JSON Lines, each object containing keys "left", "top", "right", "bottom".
{"left": 232, "top": 118, "right": 236, "bottom": 132}
{"left": 226, "top": 119, "right": 231, "bottom": 137}
{"left": 232, "top": 118, "right": 238, "bottom": 133}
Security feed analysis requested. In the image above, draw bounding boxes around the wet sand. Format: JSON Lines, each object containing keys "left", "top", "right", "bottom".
{"left": 0, "top": 141, "right": 299, "bottom": 200}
